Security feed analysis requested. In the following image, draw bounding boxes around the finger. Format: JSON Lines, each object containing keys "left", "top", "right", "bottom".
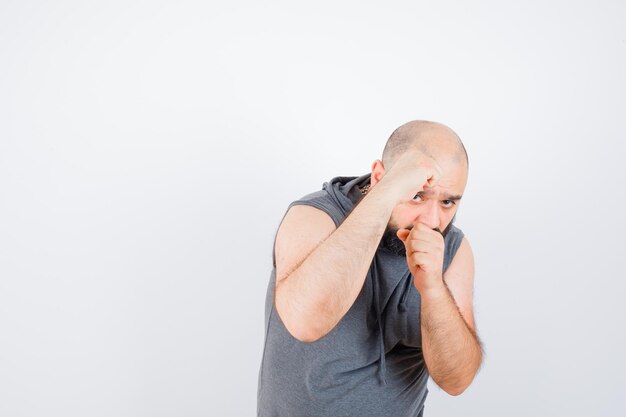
{"left": 406, "top": 232, "right": 438, "bottom": 244}
{"left": 408, "top": 252, "right": 437, "bottom": 272}
{"left": 427, "top": 160, "right": 444, "bottom": 186}
{"left": 396, "top": 229, "right": 410, "bottom": 242}
{"left": 412, "top": 222, "right": 436, "bottom": 233}
{"left": 407, "top": 252, "right": 428, "bottom": 271}
{"left": 407, "top": 227, "right": 444, "bottom": 244}
{"left": 407, "top": 240, "right": 439, "bottom": 253}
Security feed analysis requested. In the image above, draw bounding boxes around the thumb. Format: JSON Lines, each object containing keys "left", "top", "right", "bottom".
{"left": 396, "top": 229, "right": 410, "bottom": 242}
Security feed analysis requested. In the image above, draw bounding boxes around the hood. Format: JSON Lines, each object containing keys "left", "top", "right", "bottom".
{"left": 322, "top": 173, "right": 372, "bottom": 216}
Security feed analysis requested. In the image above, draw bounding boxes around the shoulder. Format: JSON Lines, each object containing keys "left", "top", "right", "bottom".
{"left": 442, "top": 224, "right": 464, "bottom": 271}
{"left": 447, "top": 235, "right": 473, "bottom": 275}
{"left": 273, "top": 204, "right": 337, "bottom": 282}
{"left": 285, "top": 188, "right": 344, "bottom": 228}
{"left": 445, "top": 224, "right": 465, "bottom": 249}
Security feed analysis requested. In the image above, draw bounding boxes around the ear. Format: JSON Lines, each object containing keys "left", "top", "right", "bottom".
{"left": 370, "top": 160, "right": 386, "bottom": 187}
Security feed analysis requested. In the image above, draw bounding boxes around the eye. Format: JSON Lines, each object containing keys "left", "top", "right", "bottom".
{"left": 412, "top": 194, "right": 457, "bottom": 208}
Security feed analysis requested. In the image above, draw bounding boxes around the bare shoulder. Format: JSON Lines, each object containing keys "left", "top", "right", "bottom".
{"left": 274, "top": 204, "right": 337, "bottom": 284}
{"left": 443, "top": 236, "right": 477, "bottom": 332}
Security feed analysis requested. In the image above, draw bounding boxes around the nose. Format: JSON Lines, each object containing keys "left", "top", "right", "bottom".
{"left": 414, "top": 201, "right": 440, "bottom": 230}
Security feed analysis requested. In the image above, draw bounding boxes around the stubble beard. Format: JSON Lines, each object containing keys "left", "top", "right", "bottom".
{"left": 378, "top": 222, "right": 413, "bottom": 257}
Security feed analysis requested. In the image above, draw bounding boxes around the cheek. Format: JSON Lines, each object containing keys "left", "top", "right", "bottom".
{"left": 391, "top": 205, "right": 417, "bottom": 229}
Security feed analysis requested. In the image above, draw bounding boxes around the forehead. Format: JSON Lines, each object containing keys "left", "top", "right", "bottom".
{"left": 424, "top": 163, "right": 467, "bottom": 196}
{"left": 439, "top": 156, "right": 467, "bottom": 181}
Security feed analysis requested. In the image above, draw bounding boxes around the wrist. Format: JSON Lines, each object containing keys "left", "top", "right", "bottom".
{"left": 371, "top": 178, "right": 405, "bottom": 205}
{"left": 417, "top": 280, "right": 448, "bottom": 301}
{"left": 367, "top": 179, "right": 404, "bottom": 206}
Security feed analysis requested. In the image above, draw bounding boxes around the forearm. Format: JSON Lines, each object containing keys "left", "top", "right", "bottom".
{"left": 420, "top": 282, "right": 483, "bottom": 395}
{"left": 276, "top": 182, "right": 398, "bottom": 342}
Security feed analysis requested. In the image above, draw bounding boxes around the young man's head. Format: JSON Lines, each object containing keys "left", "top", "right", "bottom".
{"left": 371, "top": 120, "right": 469, "bottom": 256}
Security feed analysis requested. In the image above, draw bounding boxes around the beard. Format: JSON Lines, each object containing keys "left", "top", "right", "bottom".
{"left": 378, "top": 223, "right": 410, "bottom": 256}
{"left": 378, "top": 214, "right": 456, "bottom": 257}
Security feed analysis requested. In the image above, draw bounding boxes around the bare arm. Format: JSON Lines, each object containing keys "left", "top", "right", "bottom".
{"left": 275, "top": 147, "right": 443, "bottom": 343}
{"left": 275, "top": 181, "right": 399, "bottom": 342}
{"left": 419, "top": 238, "right": 483, "bottom": 395}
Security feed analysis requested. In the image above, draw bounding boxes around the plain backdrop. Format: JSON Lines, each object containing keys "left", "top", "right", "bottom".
{"left": 1, "top": 1, "right": 625, "bottom": 416}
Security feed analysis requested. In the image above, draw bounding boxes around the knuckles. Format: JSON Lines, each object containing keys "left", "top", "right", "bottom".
{"left": 407, "top": 227, "right": 445, "bottom": 248}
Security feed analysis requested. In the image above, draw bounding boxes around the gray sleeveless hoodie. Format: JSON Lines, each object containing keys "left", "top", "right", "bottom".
{"left": 257, "top": 173, "right": 465, "bottom": 417}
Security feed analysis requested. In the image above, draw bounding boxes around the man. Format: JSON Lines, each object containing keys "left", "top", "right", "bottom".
{"left": 257, "top": 120, "right": 484, "bottom": 416}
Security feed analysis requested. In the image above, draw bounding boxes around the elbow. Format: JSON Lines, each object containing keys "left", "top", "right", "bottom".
{"left": 287, "top": 320, "right": 332, "bottom": 343}
{"left": 287, "top": 320, "right": 322, "bottom": 343}
{"left": 291, "top": 326, "right": 328, "bottom": 343}
{"left": 443, "top": 384, "right": 468, "bottom": 397}
{"left": 295, "top": 332, "right": 321, "bottom": 343}
{"left": 277, "top": 311, "right": 322, "bottom": 343}
{"left": 275, "top": 281, "right": 331, "bottom": 343}
{"left": 281, "top": 320, "right": 320, "bottom": 343}
{"left": 438, "top": 374, "right": 476, "bottom": 397}
{"left": 442, "top": 352, "right": 484, "bottom": 396}
{"left": 435, "top": 376, "right": 474, "bottom": 397}
{"left": 274, "top": 293, "right": 323, "bottom": 343}
{"left": 292, "top": 321, "right": 331, "bottom": 343}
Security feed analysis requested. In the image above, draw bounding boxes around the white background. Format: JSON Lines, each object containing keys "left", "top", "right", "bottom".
{"left": 1, "top": 1, "right": 625, "bottom": 416}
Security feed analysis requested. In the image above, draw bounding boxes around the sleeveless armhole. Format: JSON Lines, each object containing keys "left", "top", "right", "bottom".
{"left": 271, "top": 193, "right": 343, "bottom": 269}
{"left": 443, "top": 225, "right": 465, "bottom": 273}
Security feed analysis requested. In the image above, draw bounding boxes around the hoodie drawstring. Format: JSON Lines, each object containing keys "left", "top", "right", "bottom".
{"left": 371, "top": 259, "right": 387, "bottom": 386}
{"left": 371, "top": 260, "right": 413, "bottom": 386}
{"left": 398, "top": 271, "right": 412, "bottom": 313}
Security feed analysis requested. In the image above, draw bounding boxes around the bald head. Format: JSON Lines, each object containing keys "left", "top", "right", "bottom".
{"left": 382, "top": 120, "right": 468, "bottom": 172}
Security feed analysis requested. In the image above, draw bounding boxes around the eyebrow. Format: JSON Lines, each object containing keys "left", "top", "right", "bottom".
{"left": 417, "top": 190, "right": 463, "bottom": 201}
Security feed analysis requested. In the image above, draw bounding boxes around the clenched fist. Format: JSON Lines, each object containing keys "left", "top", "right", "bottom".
{"left": 397, "top": 223, "right": 445, "bottom": 295}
